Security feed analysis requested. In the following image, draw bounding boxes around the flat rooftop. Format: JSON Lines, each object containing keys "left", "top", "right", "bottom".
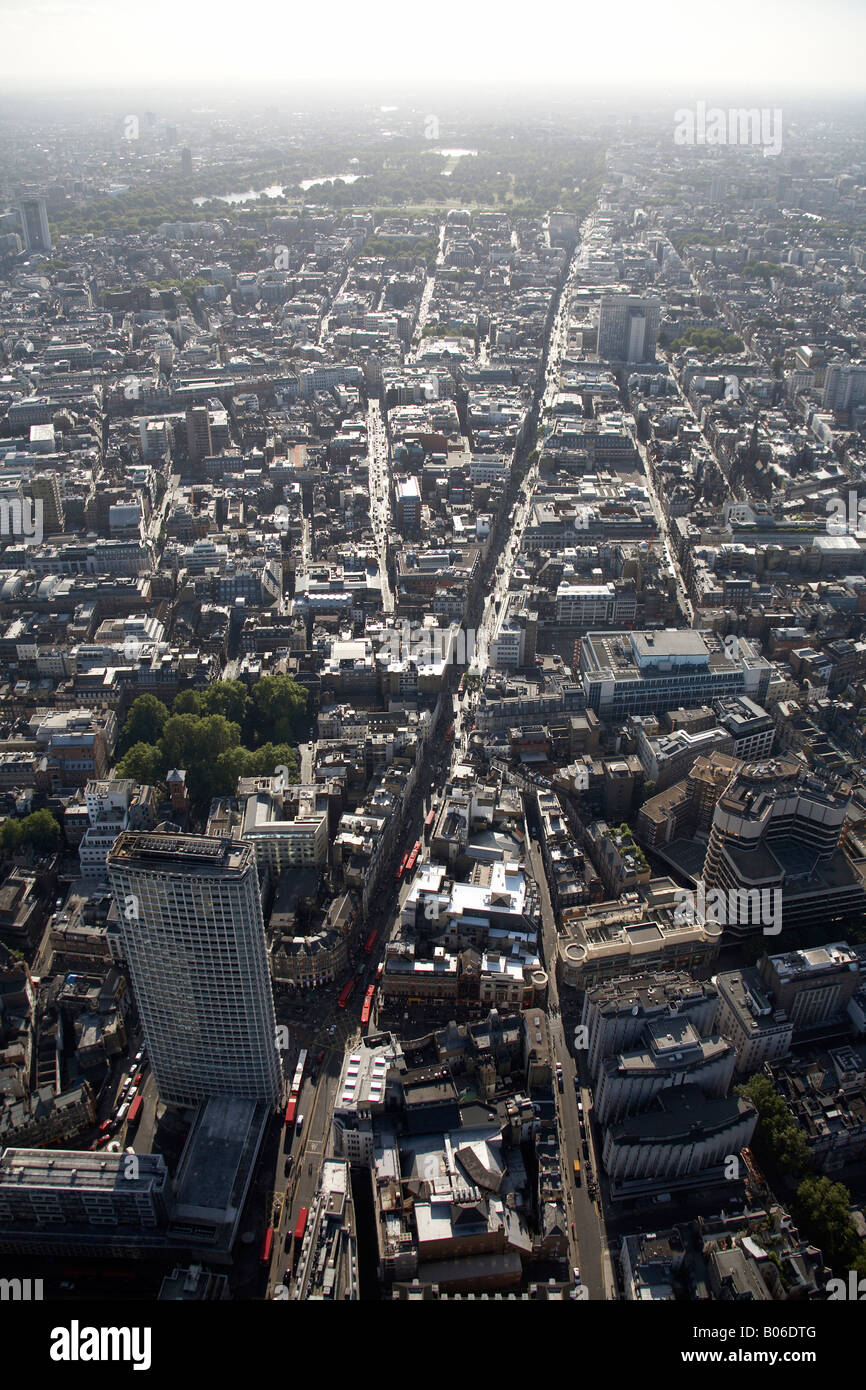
{"left": 172, "top": 1095, "right": 267, "bottom": 1224}
{"left": 108, "top": 831, "right": 251, "bottom": 873}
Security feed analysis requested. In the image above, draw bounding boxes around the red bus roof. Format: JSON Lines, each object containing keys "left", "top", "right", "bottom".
{"left": 126, "top": 1095, "right": 143, "bottom": 1125}
{"left": 293, "top": 1208, "right": 308, "bottom": 1243}
{"left": 284, "top": 1098, "right": 297, "bottom": 1125}
{"left": 260, "top": 1226, "right": 274, "bottom": 1263}
{"left": 424, "top": 809, "right": 435, "bottom": 827}
{"left": 364, "top": 929, "right": 378, "bottom": 955}
{"left": 360, "top": 983, "right": 376, "bottom": 1025}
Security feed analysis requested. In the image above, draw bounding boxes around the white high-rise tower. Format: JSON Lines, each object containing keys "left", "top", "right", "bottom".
{"left": 107, "top": 831, "right": 282, "bottom": 1108}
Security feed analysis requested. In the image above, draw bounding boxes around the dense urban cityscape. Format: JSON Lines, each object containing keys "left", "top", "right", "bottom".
{"left": 1, "top": 1, "right": 866, "bottom": 1364}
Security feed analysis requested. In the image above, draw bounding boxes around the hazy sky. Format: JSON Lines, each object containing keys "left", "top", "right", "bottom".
{"left": 1, "top": 0, "right": 865, "bottom": 96}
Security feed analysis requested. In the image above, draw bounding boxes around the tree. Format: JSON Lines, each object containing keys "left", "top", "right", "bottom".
{"left": 794, "top": 1176, "right": 866, "bottom": 1274}
{"left": 118, "top": 694, "right": 168, "bottom": 755}
{"left": 200, "top": 680, "right": 249, "bottom": 726}
{"left": 172, "top": 690, "right": 202, "bottom": 716}
{"left": 0, "top": 809, "right": 62, "bottom": 854}
{"left": 160, "top": 713, "right": 240, "bottom": 771}
{"left": 248, "top": 675, "right": 307, "bottom": 746}
{"left": 115, "top": 742, "right": 164, "bottom": 785}
{"left": 250, "top": 742, "right": 300, "bottom": 781}
{"left": 737, "top": 1075, "right": 810, "bottom": 1178}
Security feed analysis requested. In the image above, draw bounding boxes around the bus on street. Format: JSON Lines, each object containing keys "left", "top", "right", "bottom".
{"left": 360, "top": 984, "right": 375, "bottom": 1027}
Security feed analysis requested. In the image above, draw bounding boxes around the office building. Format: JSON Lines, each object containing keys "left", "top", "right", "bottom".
{"left": 594, "top": 1018, "right": 736, "bottom": 1124}
{"left": 712, "top": 966, "right": 793, "bottom": 1074}
{"left": 580, "top": 629, "right": 771, "bottom": 719}
{"left": 712, "top": 696, "right": 775, "bottom": 761}
{"left": 759, "top": 943, "right": 862, "bottom": 1029}
{"left": 602, "top": 1086, "right": 757, "bottom": 1193}
{"left": 395, "top": 476, "right": 421, "bottom": 533}
{"left": 702, "top": 760, "right": 866, "bottom": 937}
{"left": 558, "top": 888, "right": 722, "bottom": 988}
{"left": 597, "top": 292, "right": 660, "bottom": 363}
{"left": 107, "top": 831, "right": 282, "bottom": 1108}
{"left": 823, "top": 363, "right": 866, "bottom": 414}
{"left": 0, "top": 1149, "right": 169, "bottom": 1255}
{"left": 17, "top": 196, "right": 51, "bottom": 253}
{"left": 186, "top": 405, "right": 212, "bottom": 463}
{"left": 240, "top": 781, "right": 329, "bottom": 872}
{"left": 30, "top": 473, "right": 65, "bottom": 535}
{"left": 581, "top": 973, "right": 720, "bottom": 1084}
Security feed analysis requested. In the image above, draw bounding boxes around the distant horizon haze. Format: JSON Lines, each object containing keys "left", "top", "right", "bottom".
{"left": 1, "top": 0, "right": 865, "bottom": 96}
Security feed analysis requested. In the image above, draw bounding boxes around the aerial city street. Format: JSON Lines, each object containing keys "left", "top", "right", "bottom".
{"left": 0, "top": 0, "right": 865, "bottom": 1363}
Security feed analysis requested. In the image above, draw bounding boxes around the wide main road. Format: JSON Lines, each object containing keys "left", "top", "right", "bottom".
{"left": 527, "top": 833, "right": 614, "bottom": 1300}
{"left": 266, "top": 1051, "right": 345, "bottom": 1297}
{"left": 466, "top": 228, "right": 584, "bottom": 687}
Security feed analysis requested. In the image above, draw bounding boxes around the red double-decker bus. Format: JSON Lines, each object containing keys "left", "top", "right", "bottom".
{"left": 260, "top": 1226, "right": 274, "bottom": 1264}
{"left": 360, "top": 984, "right": 375, "bottom": 1027}
{"left": 284, "top": 1097, "right": 297, "bottom": 1127}
{"left": 294, "top": 1208, "right": 308, "bottom": 1244}
{"left": 395, "top": 852, "right": 409, "bottom": 882}
{"left": 405, "top": 840, "right": 421, "bottom": 874}
{"left": 364, "top": 929, "right": 378, "bottom": 956}
{"left": 126, "top": 1095, "right": 143, "bottom": 1128}
{"left": 337, "top": 979, "right": 355, "bottom": 1010}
